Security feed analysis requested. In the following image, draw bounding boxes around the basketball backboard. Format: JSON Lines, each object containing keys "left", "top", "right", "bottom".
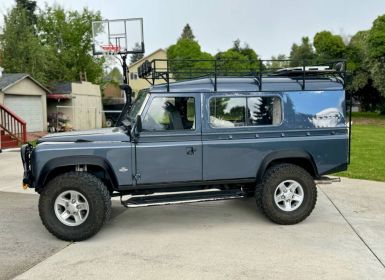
{"left": 92, "top": 18, "right": 144, "bottom": 55}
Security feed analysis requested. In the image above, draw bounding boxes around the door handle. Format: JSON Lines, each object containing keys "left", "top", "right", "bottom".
{"left": 186, "top": 147, "right": 197, "bottom": 155}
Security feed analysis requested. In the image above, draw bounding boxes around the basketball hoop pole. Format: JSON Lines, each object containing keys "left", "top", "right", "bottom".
{"left": 122, "top": 54, "right": 128, "bottom": 84}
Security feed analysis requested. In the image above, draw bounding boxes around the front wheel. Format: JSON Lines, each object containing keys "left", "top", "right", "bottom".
{"left": 39, "top": 172, "right": 111, "bottom": 241}
{"left": 256, "top": 163, "right": 317, "bottom": 225}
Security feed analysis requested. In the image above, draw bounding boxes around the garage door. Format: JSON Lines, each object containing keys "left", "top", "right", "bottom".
{"left": 4, "top": 95, "right": 44, "bottom": 132}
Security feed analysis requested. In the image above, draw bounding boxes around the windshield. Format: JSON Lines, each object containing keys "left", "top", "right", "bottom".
{"left": 128, "top": 89, "right": 149, "bottom": 121}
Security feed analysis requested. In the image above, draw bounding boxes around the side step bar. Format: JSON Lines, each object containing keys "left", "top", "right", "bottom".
{"left": 121, "top": 189, "right": 246, "bottom": 208}
{"left": 314, "top": 176, "right": 341, "bottom": 184}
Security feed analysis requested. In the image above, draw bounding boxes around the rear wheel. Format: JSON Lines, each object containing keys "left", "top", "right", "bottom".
{"left": 256, "top": 163, "right": 317, "bottom": 224}
{"left": 39, "top": 172, "right": 111, "bottom": 241}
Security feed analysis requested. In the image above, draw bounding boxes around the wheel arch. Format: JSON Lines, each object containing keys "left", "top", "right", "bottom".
{"left": 256, "top": 150, "right": 318, "bottom": 184}
{"left": 36, "top": 156, "right": 119, "bottom": 193}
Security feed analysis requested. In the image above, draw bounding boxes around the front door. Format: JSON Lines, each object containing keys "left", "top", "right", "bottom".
{"left": 134, "top": 93, "right": 202, "bottom": 185}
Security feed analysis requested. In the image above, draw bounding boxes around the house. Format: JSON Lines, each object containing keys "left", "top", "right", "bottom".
{"left": 127, "top": 48, "right": 171, "bottom": 95}
{"left": 47, "top": 81, "right": 103, "bottom": 131}
{"left": 0, "top": 72, "right": 49, "bottom": 132}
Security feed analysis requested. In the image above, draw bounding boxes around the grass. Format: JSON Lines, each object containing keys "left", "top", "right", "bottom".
{"left": 351, "top": 112, "right": 385, "bottom": 120}
{"left": 336, "top": 123, "right": 385, "bottom": 181}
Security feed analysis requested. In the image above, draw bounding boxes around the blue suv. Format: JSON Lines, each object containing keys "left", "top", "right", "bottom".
{"left": 21, "top": 59, "right": 350, "bottom": 241}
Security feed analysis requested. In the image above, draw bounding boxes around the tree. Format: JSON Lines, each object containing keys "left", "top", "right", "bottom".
{"left": 346, "top": 31, "right": 370, "bottom": 91}
{"left": 167, "top": 28, "right": 213, "bottom": 80}
{"left": 345, "top": 30, "right": 382, "bottom": 112}
{"left": 130, "top": 42, "right": 144, "bottom": 64}
{"left": 289, "top": 37, "right": 315, "bottom": 66}
{"left": 313, "top": 31, "right": 346, "bottom": 60}
{"left": 0, "top": 1, "right": 49, "bottom": 83}
{"left": 38, "top": 6, "right": 104, "bottom": 84}
{"left": 268, "top": 54, "right": 289, "bottom": 69}
{"left": 368, "top": 15, "right": 385, "bottom": 101}
{"left": 179, "top": 24, "right": 195, "bottom": 41}
{"left": 215, "top": 39, "right": 259, "bottom": 75}
{"left": 15, "top": 0, "right": 37, "bottom": 26}
{"left": 104, "top": 67, "right": 123, "bottom": 85}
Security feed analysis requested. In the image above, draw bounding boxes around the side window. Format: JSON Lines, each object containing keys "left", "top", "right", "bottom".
{"left": 247, "top": 96, "right": 282, "bottom": 125}
{"left": 209, "top": 97, "right": 246, "bottom": 127}
{"left": 142, "top": 97, "right": 195, "bottom": 131}
{"left": 209, "top": 96, "right": 282, "bottom": 128}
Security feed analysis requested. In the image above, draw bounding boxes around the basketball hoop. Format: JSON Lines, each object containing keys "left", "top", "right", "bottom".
{"left": 92, "top": 18, "right": 144, "bottom": 56}
{"left": 92, "top": 18, "right": 145, "bottom": 95}
{"left": 100, "top": 44, "right": 121, "bottom": 55}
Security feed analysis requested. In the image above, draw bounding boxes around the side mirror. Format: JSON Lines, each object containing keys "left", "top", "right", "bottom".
{"left": 131, "top": 115, "right": 142, "bottom": 142}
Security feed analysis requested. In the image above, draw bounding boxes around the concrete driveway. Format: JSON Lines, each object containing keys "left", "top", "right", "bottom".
{"left": 1, "top": 151, "right": 384, "bottom": 280}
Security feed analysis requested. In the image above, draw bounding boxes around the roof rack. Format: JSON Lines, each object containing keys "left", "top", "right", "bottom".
{"left": 137, "top": 59, "right": 346, "bottom": 92}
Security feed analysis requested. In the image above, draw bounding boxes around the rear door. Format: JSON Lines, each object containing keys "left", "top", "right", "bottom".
{"left": 134, "top": 93, "right": 202, "bottom": 185}
{"left": 202, "top": 93, "right": 283, "bottom": 180}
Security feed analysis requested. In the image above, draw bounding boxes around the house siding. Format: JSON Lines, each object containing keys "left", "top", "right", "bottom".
{"left": 1, "top": 78, "right": 47, "bottom": 132}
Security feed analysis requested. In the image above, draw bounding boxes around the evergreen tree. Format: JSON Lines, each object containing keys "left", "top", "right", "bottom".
{"left": 179, "top": 24, "right": 195, "bottom": 41}
{"left": 167, "top": 25, "right": 213, "bottom": 80}
{"left": 0, "top": 1, "right": 48, "bottom": 82}
{"left": 15, "top": 0, "right": 37, "bottom": 26}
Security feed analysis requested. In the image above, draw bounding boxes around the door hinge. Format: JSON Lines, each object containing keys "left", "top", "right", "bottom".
{"left": 133, "top": 173, "right": 141, "bottom": 181}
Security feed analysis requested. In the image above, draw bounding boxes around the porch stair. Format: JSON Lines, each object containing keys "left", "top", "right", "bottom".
{"left": 0, "top": 104, "right": 27, "bottom": 149}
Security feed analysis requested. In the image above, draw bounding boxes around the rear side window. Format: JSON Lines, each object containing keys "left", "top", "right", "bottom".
{"left": 209, "top": 96, "right": 282, "bottom": 128}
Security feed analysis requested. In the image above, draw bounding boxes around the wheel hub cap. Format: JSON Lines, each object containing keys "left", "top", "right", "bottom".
{"left": 54, "top": 190, "right": 89, "bottom": 226}
{"left": 274, "top": 180, "right": 304, "bottom": 212}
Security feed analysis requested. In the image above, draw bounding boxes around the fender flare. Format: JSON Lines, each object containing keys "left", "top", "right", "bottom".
{"left": 256, "top": 149, "right": 318, "bottom": 183}
{"left": 36, "top": 155, "right": 119, "bottom": 189}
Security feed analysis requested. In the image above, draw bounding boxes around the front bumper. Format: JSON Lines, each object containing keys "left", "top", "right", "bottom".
{"left": 21, "top": 144, "right": 34, "bottom": 188}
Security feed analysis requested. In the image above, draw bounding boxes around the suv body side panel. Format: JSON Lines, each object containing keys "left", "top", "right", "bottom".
{"left": 202, "top": 90, "right": 348, "bottom": 180}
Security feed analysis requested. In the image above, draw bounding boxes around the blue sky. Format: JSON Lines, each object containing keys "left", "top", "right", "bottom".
{"left": 1, "top": 0, "right": 385, "bottom": 58}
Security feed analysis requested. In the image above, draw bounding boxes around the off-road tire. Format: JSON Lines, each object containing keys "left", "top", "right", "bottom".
{"left": 39, "top": 172, "right": 111, "bottom": 241}
{"left": 256, "top": 163, "right": 317, "bottom": 225}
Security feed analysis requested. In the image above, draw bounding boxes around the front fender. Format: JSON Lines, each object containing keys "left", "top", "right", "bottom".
{"left": 35, "top": 155, "right": 120, "bottom": 189}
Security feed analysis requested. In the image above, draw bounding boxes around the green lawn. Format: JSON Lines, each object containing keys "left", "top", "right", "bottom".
{"left": 336, "top": 124, "right": 385, "bottom": 181}
{"left": 351, "top": 112, "right": 385, "bottom": 120}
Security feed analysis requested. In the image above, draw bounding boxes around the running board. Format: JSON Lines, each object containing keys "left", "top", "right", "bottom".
{"left": 121, "top": 189, "right": 246, "bottom": 208}
{"left": 314, "top": 176, "right": 341, "bottom": 184}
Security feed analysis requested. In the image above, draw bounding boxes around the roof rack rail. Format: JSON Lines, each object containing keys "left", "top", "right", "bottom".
{"left": 137, "top": 59, "right": 346, "bottom": 92}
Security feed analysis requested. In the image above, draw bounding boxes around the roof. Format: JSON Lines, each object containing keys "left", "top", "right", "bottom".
{"left": 50, "top": 82, "right": 72, "bottom": 94}
{"left": 150, "top": 77, "right": 344, "bottom": 93}
{"left": 0, "top": 73, "right": 50, "bottom": 93}
{"left": 128, "top": 48, "right": 166, "bottom": 69}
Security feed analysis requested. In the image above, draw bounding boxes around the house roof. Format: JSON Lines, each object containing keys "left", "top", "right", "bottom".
{"left": 50, "top": 82, "right": 72, "bottom": 94}
{"left": 128, "top": 48, "right": 166, "bottom": 70}
{"left": 0, "top": 73, "right": 50, "bottom": 93}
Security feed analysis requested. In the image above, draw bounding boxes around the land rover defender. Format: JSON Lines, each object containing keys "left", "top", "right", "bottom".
{"left": 21, "top": 59, "right": 350, "bottom": 241}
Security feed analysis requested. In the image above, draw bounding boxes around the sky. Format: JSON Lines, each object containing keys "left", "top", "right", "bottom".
{"left": 1, "top": 0, "right": 385, "bottom": 58}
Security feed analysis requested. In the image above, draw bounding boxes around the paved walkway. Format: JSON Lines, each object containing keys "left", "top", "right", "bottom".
{"left": 1, "top": 151, "right": 384, "bottom": 280}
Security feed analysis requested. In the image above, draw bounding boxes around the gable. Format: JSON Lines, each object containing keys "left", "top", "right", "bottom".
{"left": 3, "top": 78, "right": 47, "bottom": 96}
